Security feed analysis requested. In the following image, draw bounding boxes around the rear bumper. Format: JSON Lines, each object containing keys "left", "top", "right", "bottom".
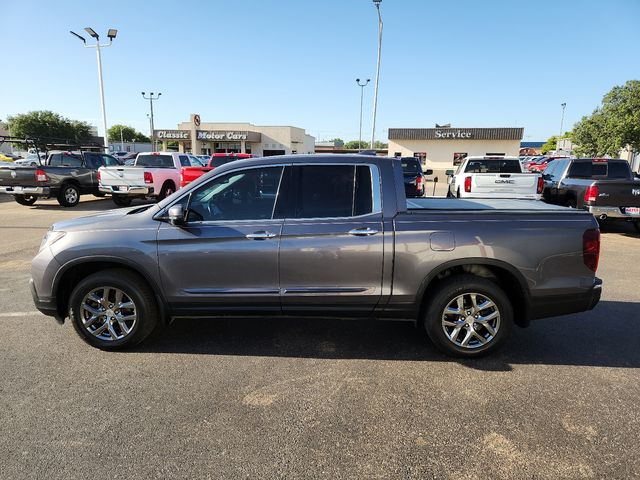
{"left": 587, "top": 205, "right": 640, "bottom": 219}
{"left": 0, "top": 186, "right": 50, "bottom": 196}
{"left": 99, "top": 185, "right": 151, "bottom": 196}
{"left": 530, "top": 277, "right": 602, "bottom": 320}
{"left": 30, "top": 278, "right": 63, "bottom": 324}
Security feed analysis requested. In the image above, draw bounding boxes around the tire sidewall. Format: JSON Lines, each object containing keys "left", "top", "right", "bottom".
{"left": 15, "top": 194, "right": 37, "bottom": 206}
{"left": 58, "top": 184, "right": 80, "bottom": 207}
{"left": 424, "top": 276, "right": 513, "bottom": 358}
{"left": 112, "top": 195, "right": 132, "bottom": 207}
{"left": 69, "top": 272, "right": 154, "bottom": 350}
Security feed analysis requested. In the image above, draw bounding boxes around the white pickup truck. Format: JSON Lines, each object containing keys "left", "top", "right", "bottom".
{"left": 99, "top": 152, "right": 197, "bottom": 206}
{"left": 447, "top": 156, "right": 543, "bottom": 200}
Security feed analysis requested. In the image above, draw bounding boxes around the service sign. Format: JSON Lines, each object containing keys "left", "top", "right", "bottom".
{"left": 155, "top": 130, "right": 191, "bottom": 140}
{"left": 434, "top": 129, "right": 473, "bottom": 139}
{"left": 196, "top": 131, "right": 248, "bottom": 141}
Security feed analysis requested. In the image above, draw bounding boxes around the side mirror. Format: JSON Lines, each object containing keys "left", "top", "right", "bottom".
{"left": 445, "top": 169, "right": 454, "bottom": 176}
{"left": 168, "top": 204, "right": 185, "bottom": 226}
{"left": 425, "top": 169, "right": 434, "bottom": 176}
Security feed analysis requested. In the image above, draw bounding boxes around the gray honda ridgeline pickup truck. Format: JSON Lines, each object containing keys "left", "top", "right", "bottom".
{"left": 31, "top": 154, "right": 602, "bottom": 357}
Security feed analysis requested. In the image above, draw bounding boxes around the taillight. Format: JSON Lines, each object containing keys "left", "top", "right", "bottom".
{"left": 180, "top": 173, "right": 184, "bottom": 186}
{"left": 144, "top": 171, "right": 153, "bottom": 184}
{"left": 464, "top": 176, "right": 472, "bottom": 193}
{"left": 35, "top": 169, "right": 48, "bottom": 182}
{"left": 583, "top": 228, "right": 600, "bottom": 272}
{"left": 97, "top": 170, "right": 101, "bottom": 183}
{"left": 537, "top": 176, "right": 544, "bottom": 194}
{"left": 416, "top": 175, "right": 423, "bottom": 191}
{"left": 584, "top": 184, "right": 598, "bottom": 203}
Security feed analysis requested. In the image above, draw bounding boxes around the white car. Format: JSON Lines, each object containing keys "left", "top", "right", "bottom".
{"left": 14, "top": 152, "right": 45, "bottom": 166}
{"left": 448, "top": 156, "right": 543, "bottom": 200}
{"left": 98, "top": 151, "right": 198, "bottom": 207}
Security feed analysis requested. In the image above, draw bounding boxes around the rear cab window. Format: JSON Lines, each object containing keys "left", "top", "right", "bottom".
{"left": 464, "top": 159, "right": 521, "bottom": 173}
{"left": 567, "top": 160, "right": 630, "bottom": 179}
{"left": 136, "top": 154, "right": 175, "bottom": 168}
{"left": 401, "top": 158, "right": 422, "bottom": 175}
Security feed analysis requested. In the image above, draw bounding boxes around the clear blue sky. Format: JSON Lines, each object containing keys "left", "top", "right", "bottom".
{"left": 1, "top": 0, "right": 639, "bottom": 142}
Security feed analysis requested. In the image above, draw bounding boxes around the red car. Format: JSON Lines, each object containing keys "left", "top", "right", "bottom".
{"left": 529, "top": 156, "right": 569, "bottom": 173}
{"left": 180, "top": 153, "right": 253, "bottom": 187}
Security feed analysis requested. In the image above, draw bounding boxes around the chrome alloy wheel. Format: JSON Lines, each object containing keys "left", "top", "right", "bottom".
{"left": 441, "top": 292, "right": 501, "bottom": 349}
{"left": 80, "top": 287, "right": 137, "bottom": 341}
{"left": 64, "top": 187, "right": 78, "bottom": 204}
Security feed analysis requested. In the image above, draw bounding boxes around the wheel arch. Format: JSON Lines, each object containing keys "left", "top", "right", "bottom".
{"left": 53, "top": 256, "right": 169, "bottom": 324}
{"left": 416, "top": 258, "right": 532, "bottom": 328}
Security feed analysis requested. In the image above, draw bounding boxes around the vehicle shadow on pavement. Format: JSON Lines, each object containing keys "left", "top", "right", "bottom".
{"left": 20, "top": 198, "right": 153, "bottom": 212}
{"left": 134, "top": 300, "right": 636, "bottom": 371}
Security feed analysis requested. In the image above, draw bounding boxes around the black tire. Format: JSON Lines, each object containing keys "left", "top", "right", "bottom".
{"left": 69, "top": 269, "right": 159, "bottom": 350}
{"left": 57, "top": 183, "right": 80, "bottom": 207}
{"left": 423, "top": 274, "right": 513, "bottom": 358}
{"left": 565, "top": 197, "right": 577, "bottom": 208}
{"left": 112, "top": 195, "right": 132, "bottom": 207}
{"left": 633, "top": 221, "right": 640, "bottom": 233}
{"left": 158, "top": 181, "right": 176, "bottom": 201}
{"left": 14, "top": 194, "right": 37, "bottom": 206}
{"left": 456, "top": 188, "right": 461, "bottom": 199}
{"left": 94, "top": 192, "right": 106, "bottom": 198}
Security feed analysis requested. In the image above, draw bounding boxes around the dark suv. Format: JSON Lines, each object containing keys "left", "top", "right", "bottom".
{"left": 401, "top": 157, "right": 428, "bottom": 197}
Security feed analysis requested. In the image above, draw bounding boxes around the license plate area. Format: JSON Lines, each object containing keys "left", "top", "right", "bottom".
{"left": 624, "top": 207, "right": 640, "bottom": 215}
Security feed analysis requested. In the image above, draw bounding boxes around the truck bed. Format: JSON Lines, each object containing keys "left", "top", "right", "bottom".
{"left": 406, "top": 197, "right": 578, "bottom": 213}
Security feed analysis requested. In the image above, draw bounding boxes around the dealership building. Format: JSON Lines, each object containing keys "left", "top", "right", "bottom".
{"left": 388, "top": 127, "right": 524, "bottom": 171}
{"left": 154, "top": 114, "right": 315, "bottom": 156}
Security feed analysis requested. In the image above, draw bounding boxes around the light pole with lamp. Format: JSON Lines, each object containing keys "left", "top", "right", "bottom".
{"left": 142, "top": 92, "right": 161, "bottom": 151}
{"left": 370, "top": 0, "right": 383, "bottom": 150}
{"left": 70, "top": 27, "right": 117, "bottom": 153}
{"left": 356, "top": 78, "right": 370, "bottom": 152}
{"left": 559, "top": 102, "right": 567, "bottom": 137}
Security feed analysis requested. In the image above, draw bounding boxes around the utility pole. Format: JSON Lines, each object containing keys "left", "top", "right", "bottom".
{"left": 70, "top": 28, "right": 118, "bottom": 153}
{"left": 120, "top": 126, "right": 124, "bottom": 151}
{"left": 356, "top": 78, "right": 370, "bottom": 152}
{"left": 142, "top": 92, "right": 161, "bottom": 150}
{"left": 370, "top": 0, "right": 383, "bottom": 151}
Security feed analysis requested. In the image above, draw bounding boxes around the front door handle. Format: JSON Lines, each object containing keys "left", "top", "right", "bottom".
{"left": 246, "top": 231, "right": 277, "bottom": 240}
{"left": 348, "top": 227, "right": 379, "bottom": 236}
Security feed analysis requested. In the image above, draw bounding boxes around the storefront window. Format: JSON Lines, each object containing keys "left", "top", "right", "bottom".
{"left": 453, "top": 152, "right": 468, "bottom": 166}
{"left": 214, "top": 142, "right": 242, "bottom": 154}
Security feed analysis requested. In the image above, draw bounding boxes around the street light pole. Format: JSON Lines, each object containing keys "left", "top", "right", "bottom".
{"left": 370, "top": 0, "right": 383, "bottom": 151}
{"left": 142, "top": 92, "right": 161, "bottom": 151}
{"left": 70, "top": 28, "right": 118, "bottom": 153}
{"left": 356, "top": 78, "right": 370, "bottom": 152}
{"left": 120, "top": 126, "right": 124, "bottom": 151}
{"left": 559, "top": 102, "right": 567, "bottom": 138}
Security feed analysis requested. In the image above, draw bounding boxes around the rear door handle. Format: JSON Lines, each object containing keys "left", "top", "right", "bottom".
{"left": 246, "top": 231, "right": 277, "bottom": 240}
{"left": 348, "top": 227, "right": 379, "bottom": 236}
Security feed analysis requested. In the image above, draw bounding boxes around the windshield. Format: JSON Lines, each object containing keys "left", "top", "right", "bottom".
{"left": 464, "top": 159, "right": 521, "bottom": 174}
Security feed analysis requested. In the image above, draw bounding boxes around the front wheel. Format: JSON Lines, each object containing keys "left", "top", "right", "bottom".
{"left": 57, "top": 184, "right": 80, "bottom": 207}
{"left": 423, "top": 275, "right": 513, "bottom": 358}
{"left": 14, "top": 194, "right": 37, "bottom": 206}
{"left": 112, "top": 195, "right": 132, "bottom": 207}
{"left": 69, "top": 269, "right": 159, "bottom": 350}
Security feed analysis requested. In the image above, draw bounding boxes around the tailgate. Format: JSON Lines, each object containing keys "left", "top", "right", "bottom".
{"left": 593, "top": 180, "right": 640, "bottom": 208}
{"left": 473, "top": 173, "right": 538, "bottom": 194}
{"left": 0, "top": 166, "right": 37, "bottom": 187}
{"left": 99, "top": 166, "right": 145, "bottom": 187}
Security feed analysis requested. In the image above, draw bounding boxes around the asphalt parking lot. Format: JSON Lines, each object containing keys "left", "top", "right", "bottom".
{"left": 1, "top": 195, "right": 639, "bottom": 479}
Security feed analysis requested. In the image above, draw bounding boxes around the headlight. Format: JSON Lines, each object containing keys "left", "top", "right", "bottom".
{"left": 39, "top": 229, "right": 66, "bottom": 252}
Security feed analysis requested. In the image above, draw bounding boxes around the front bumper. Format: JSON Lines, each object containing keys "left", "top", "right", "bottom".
{"left": 587, "top": 205, "right": 640, "bottom": 219}
{"left": 0, "top": 186, "right": 50, "bottom": 196}
{"left": 99, "top": 185, "right": 152, "bottom": 196}
{"left": 530, "top": 277, "right": 602, "bottom": 320}
{"left": 30, "top": 278, "right": 63, "bottom": 324}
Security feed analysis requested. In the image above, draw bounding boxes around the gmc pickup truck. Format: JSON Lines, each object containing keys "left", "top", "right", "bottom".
{"left": 0, "top": 151, "right": 122, "bottom": 207}
{"left": 98, "top": 152, "right": 199, "bottom": 207}
{"left": 448, "top": 156, "right": 543, "bottom": 200}
{"left": 31, "top": 154, "right": 601, "bottom": 357}
{"left": 542, "top": 157, "right": 640, "bottom": 231}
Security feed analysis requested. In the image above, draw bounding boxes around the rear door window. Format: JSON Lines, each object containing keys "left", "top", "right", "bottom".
{"left": 48, "top": 154, "right": 62, "bottom": 166}
{"left": 178, "top": 155, "right": 191, "bottom": 167}
{"left": 288, "top": 165, "right": 375, "bottom": 219}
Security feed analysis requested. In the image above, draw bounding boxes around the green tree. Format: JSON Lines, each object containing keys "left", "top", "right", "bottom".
{"left": 541, "top": 135, "right": 559, "bottom": 154}
{"left": 108, "top": 124, "right": 150, "bottom": 143}
{"left": 344, "top": 140, "right": 369, "bottom": 149}
{"left": 572, "top": 80, "right": 640, "bottom": 157}
{"left": 7, "top": 111, "right": 93, "bottom": 145}
{"left": 328, "top": 138, "right": 344, "bottom": 147}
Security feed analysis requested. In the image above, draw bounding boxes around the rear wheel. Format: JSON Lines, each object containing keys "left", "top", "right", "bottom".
{"left": 158, "top": 182, "right": 176, "bottom": 201}
{"left": 14, "top": 194, "right": 37, "bottom": 206}
{"left": 94, "top": 192, "right": 106, "bottom": 198}
{"left": 112, "top": 195, "right": 132, "bottom": 207}
{"left": 565, "top": 197, "right": 577, "bottom": 208}
{"left": 633, "top": 220, "right": 640, "bottom": 233}
{"left": 69, "top": 269, "right": 159, "bottom": 350}
{"left": 57, "top": 184, "right": 80, "bottom": 207}
{"left": 423, "top": 275, "right": 513, "bottom": 358}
